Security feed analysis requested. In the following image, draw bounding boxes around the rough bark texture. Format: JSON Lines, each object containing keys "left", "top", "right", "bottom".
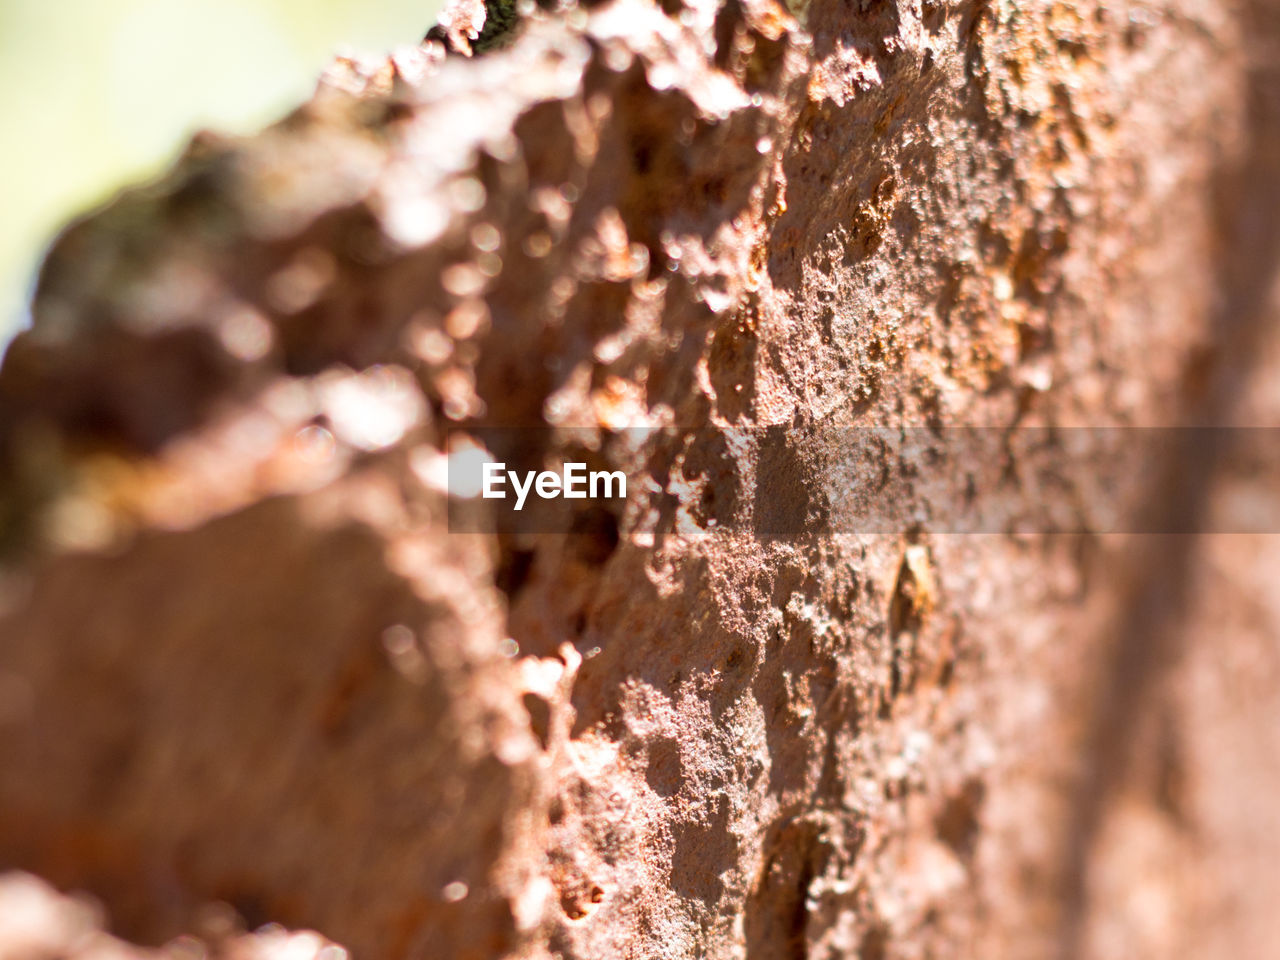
{"left": 1, "top": 0, "right": 1279, "bottom": 958}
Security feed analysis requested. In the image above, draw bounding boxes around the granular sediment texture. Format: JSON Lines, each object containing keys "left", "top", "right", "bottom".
{"left": 1, "top": 1, "right": 1278, "bottom": 958}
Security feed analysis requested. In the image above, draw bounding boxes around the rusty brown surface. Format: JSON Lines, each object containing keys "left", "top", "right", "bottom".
{"left": 0, "top": 871, "right": 347, "bottom": 960}
{"left": 0, "top": 0, "right": 1278, "bottom": 958}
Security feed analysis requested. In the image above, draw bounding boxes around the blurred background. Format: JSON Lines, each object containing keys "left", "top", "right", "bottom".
{"left": 0, "top": 0, "right": 444, "bottom": 343}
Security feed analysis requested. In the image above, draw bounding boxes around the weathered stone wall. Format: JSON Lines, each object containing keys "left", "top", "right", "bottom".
{"left": 1, "top": 1, "right": 1278, "bottom": 958}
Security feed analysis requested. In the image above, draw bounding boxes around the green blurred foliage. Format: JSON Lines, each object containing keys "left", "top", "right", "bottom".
{"left": 0, "top": 0, "right": 444, "bottom": 339}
